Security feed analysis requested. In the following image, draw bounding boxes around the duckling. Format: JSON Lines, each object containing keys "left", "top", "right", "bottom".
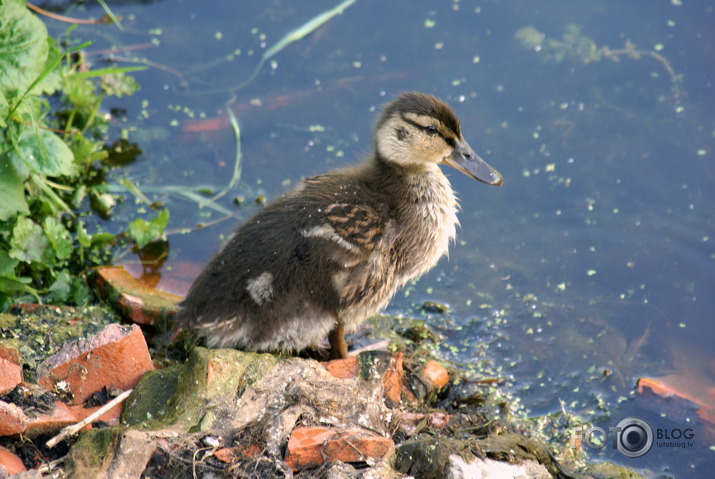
{"left": 175, "top": 92, "right": 502, "bottom": 359}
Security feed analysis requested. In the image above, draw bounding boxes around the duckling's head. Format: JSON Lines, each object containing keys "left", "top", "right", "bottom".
{"left": 375, "top": 92, "right": 502, "bottom": 186}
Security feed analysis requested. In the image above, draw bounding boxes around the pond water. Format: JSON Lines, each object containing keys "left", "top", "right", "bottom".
{"left": 48, "top": 0, "right": 714, "bottom": 476}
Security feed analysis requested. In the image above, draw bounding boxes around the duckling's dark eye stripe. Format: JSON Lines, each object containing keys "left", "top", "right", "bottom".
{"left": 400, "top": 114, "right": 451, "bottom": 143}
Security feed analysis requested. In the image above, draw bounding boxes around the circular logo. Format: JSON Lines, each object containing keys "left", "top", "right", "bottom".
{"left": 615, "top": 417, "right": 653, "bottom": 458}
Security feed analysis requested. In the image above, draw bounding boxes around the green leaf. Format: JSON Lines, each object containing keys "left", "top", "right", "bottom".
{"left": 128, "top": 208, "right": 170, "bottom": 248}
{"left": 0, "top": 91, "right": 8, "bottom": 126}
{"left": 62, "top": 74, "right": 98, "bottom": 113}
{"left": 70, "top": 134, "right": 108, "bottom": 166}
{"left": 0, "top": 276, "right": 40, "bottom": 301}
{"left": 9, "top": 217, "right": 50, "bottom": 263}
{"left": 76, "top": 219, "right": 92, "bottom": 248}
{"left": 99, "top": 72, "right": 141, "bottom": 97}
{"left": 46, "top": 270, "right": 71, "bottom": 302}
{"left": 44, "top": 217, "right": 73, "bottom": 260}
{"left": 0, "top": 155, "right": 29, "bottom": 221}
{"left": 0, "top": 0, "right": 49, "bottom": 98}
{"left": 8, "top": 128, "right": 77, "bottom": 179}
{"left": 0, "top": 250, "right": 20, "bottom": 278}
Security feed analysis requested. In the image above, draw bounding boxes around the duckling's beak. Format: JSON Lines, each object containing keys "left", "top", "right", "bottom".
{"left": 445, "top": 139, "right": 503, "bottom": 186}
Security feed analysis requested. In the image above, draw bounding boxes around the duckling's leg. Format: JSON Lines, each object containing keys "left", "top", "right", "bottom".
{"left": 328, "top": 322, "right": 348, "bottom": 359}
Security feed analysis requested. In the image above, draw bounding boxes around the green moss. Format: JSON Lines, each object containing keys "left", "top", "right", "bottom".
{"left": 0, "top": 305, "right": 117, "bottom": 381}
{"left": 64, "top": 427, "right": 124, "bottom": 476}
{"left": 124, "top": 347, "right": 277, "bottom": 432}
{"left": 121, "top": 364, "right": 182, "bottom": 426}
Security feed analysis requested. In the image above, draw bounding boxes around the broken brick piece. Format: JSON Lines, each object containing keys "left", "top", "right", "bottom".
{"left": 94, "top": 265, "right": 182, "bottom": 326}
{"left": 0, "top": 398, "right": 77, "bottom": 438}
{"left": 0, "top": 401, "right": 28, "bottom": 436}
{"left": 0, "top": 358, "right": 22, "bottom": 395}
{"left": 214, "top": 444, "right": 262, "bottom": 463}
{"left": 0, "top": 446, "right": 26, "bottom": 475}
{"left": 37, "top": 323, "right": 154, "bottom": 404}
{"left": 324, "top": 356, "right": 359, "bottom": 379}
{"left": 323, "top": 351, "right": 405, "bottom": 404}
{"left": 421, "top": 360, "right": 449, "bottom": 389}
{"left": 284, "top": 426, "right": 394, "bottom": 472}
{"left": 24, "top": 401, "right": 77, "bottom": 437}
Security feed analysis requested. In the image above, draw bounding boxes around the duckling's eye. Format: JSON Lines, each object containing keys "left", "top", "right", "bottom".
{"left": 425, "top": 125, "right": 438, "bottom": 135}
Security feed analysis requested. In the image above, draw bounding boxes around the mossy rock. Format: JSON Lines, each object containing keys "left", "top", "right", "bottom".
{"left": 122, "top": 347, "right": 278, "bottom": 432}
{"left": 64, "top": 427, "right": 124, "bottom": 476}
{"left": 395, "top": 437, "right": 474, "bottom": 479}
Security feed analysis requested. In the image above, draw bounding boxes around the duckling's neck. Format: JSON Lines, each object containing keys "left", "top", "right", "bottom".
{"left": 372, "top": 155, "right": 459, "bottom": 276}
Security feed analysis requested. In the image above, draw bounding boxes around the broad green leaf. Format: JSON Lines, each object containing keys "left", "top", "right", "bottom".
{"left": 46, "top": 270, "right": 71, "bottom": 302}
{"left": 62, "top": 74, "right": 98, "bottom": 113}
{"left": 0, "top": 250, "right": 20, "bottom": 278}
{"left": 8, "top": 128, "right": 77, "bottom": 179}
{"left": 44, "top": 217, "right": 73, "bottom": 260}
{"left": 0, "top": 276, "right": 40, "bottom": 301}
{"left": 0, "top": 155, "right": 29, "bottom": 221}
{"left": 71, "top": 134, "right": 108, "bottom": 166}
{"left": 9, "top": 216, "right": 50, "bottom": 263}
{"left": 128, "top": 208, "right": 170, "bottom": 248}
{"left": 0, "top": 0, "right": 49, "bottom": 98}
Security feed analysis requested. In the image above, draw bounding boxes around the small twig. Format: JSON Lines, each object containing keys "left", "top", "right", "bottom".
{"left": 27, "top": 2, "right": 111, "bottom": 25}
{"left": 46, "top": 388, "right": 133, "bottom": 448}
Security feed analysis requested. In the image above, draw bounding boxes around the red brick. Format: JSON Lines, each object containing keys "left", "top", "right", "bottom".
{"left": 284, "top": 426, "right": 394, "bottom": 472}
{"left": 95, "top": 266, "right": 181, "bottom": 326}
{"left": 214, "top": 444, "right": 262, "bottom": 463}
{"left": 323, "top": 352, "right": 404, "bottom": 403}
{"left": 0, "top": 446, "right": 26, "bottom": 475}
{"left": 24, "top": 401, "right": 77, "bottom": 436}
{"left": 381, "top": 353, "right": 403, "bottom": 403}
{"left": 37, "top": 323, "right": 154, "bottom": 404}
{"left": 0, "top": 343, "right": 21, "bottom": 365}
{"left": 0, "top": 358, "right": 22, "bottom": 394}
{"left": 324, "top": 356, "right": 359, "bottom": 379}
{"left": 421, "top": 360, "right": 449, "bottom": 389}
{"left": 0, "top": 401, "right": 28, "bottom": 436}
{"left": 0, "top": 398, "right": 77, "bottom": 438}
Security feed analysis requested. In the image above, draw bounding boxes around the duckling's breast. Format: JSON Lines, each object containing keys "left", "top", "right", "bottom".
{"left": 392, "top": 168, "right": 459, "bottom": 280}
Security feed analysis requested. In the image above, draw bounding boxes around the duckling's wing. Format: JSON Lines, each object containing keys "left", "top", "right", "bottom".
{"left": 323, "top": 203, "right": 384, "bottom": 252}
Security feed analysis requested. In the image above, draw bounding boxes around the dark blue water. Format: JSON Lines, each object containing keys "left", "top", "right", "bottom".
{"left": 53, "top": 0, "right": 714, "bottom": 475}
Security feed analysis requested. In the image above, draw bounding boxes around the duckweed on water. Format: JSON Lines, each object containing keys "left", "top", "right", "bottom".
{"left": 515, "top": 23, "right": 683, "bottom": 108}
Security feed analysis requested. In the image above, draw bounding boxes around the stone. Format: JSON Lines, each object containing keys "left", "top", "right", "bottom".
{"left": 37, "top": 323, "right": 154, "bottom": 405}
{"left": 447, "top": 455, "right": 551, "bottom": 479}
{"left": 121, "top": 348, "right": 277, "bottom": 432}
{"left": 399, "top": 412, "right": 451, "bottom": 437}
{"left": 284, "top": 426, "right": 394, "bottom": 472}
